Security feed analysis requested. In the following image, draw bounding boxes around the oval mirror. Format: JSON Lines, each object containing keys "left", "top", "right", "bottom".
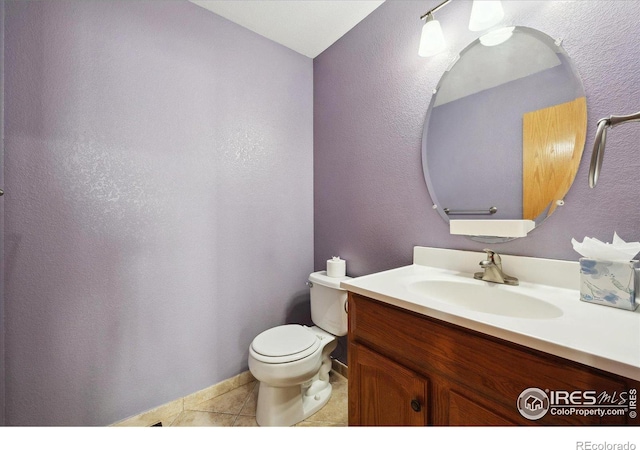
{"left": 422, "top": 26, "right": 587, "bottom": 243}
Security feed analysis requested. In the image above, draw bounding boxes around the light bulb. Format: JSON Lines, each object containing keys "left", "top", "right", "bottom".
{"left": 469, "top": 0, "right": 504, "bottom": 32}
{"left": 418, "top": 18, "right": 445, "bottom": 57}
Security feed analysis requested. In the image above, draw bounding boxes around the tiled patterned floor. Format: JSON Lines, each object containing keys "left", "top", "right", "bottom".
{"left": 166, "top": 371, "right": 347, "bottom": 427}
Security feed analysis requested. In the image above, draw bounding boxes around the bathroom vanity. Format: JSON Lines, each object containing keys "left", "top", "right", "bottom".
{"left": 342, "top": 247, "right": 640, "bottom": 426}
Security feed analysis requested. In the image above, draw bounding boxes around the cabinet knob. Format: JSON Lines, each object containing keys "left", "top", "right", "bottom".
{"left": 410, "top": 399, "right": 421, "bottom": 412}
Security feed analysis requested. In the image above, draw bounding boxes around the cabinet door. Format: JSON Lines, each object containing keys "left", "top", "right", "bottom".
{"left": 446, "top": 389, "right": 517, "bottom": 425}
{"left": 349, "top": 343, "right": 428, "bottom": 426}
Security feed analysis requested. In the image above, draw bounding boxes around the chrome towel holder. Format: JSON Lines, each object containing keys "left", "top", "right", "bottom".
{"left": 589, "top": 110, "right": 640, "bottom": 188}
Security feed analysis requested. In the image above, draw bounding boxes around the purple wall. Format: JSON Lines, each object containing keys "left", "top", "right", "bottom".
{"left": 0, "top": 0, "right": 5, "bottom": 428}
{"left": 3, "top": 0, "right": 313, "bottom": 426}
{"left": 314, "top": 0, "right": 640, "bottom": 276}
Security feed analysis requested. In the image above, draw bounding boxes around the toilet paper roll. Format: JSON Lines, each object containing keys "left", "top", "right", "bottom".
{"left": 327, "top": 256, "right": 346, "bottom": 278}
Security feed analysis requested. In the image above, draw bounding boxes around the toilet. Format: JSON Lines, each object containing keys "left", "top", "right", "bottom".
{"left": 248, "top": 270, "right": 351, "bottom": 426}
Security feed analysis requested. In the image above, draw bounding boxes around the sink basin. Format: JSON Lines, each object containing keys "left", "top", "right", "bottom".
{"left": 408, "top": 279, "right": 563, "bottom": 319}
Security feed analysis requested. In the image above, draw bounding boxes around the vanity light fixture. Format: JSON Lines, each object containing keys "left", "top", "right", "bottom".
{"left": 588, "top": 110, "right": 640, "bottom": 188}
{"left": 469, "top": 0, "right": 505, "bottom": 32}
{"left": 418, "top": 0, "right": 450, "bottom": 57}
{"left": 419, "top": 0, "right": 505, "bottom": 57}
{"left": 418, "top": 13, "right": 446, "bottom": 56}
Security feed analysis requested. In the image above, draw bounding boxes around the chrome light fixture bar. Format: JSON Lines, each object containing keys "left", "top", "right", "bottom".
{"left": 588, "top": 111, "right": 640, "bottom": 188}
{"left": 419, "top": 0, "right": 451, "bottom": 21}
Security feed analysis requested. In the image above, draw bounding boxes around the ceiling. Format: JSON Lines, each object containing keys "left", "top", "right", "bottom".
{"left": 189, "top": 0, "right": 386, "bottom": 58}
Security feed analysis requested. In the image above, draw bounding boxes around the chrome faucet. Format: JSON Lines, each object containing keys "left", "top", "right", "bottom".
{"left": 474, "top": 249, "right": 519, "bottom": 286}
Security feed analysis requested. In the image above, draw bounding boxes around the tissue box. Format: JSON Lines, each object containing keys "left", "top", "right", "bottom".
{"left": 579, "top": 258, "right": 638, "bottom": 311}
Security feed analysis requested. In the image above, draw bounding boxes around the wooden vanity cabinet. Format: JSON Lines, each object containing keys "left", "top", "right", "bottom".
{"left": 350, "top": 343, "right": 429, "bottom": 425}
{"left": 347, "top": 293, "right": 640, "bottom": 426}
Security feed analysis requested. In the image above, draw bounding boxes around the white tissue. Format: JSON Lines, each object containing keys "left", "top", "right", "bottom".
{"left": 327, "top": 256, "right": 346, "bottom": 278}
{"left": 571, "top": 232, "right": 640, "bottom": 261}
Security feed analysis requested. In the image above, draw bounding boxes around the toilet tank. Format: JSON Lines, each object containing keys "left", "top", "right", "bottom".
{"left": 308, "top": 271, "right": 352, "bottom": 336}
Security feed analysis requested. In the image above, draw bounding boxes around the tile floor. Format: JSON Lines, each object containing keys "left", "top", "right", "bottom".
{"left": 165, "top": 371, "right": 348, "bottom": 427}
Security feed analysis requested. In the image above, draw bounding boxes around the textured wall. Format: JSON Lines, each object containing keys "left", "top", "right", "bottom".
{"left": 314, "top": 0, "right": 640, "bottom": 277}
{"left": 4, "top": 0, "right": 313, "bottom": 425}
{"left": 0, "top": 0, "right": 5, "bottom": 428}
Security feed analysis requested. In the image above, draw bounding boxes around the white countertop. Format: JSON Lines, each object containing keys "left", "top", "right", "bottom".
{"left": 340, "top": 247, "right": 640, "bottom": 381}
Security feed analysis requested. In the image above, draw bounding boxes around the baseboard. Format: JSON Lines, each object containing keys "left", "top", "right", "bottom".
{"left": 112, "top": 361, "right": 347, "bottom": 427}
{"left": 332, "top": 358, "right": 348, "bottom": 379}
{"left": 110, "top": 370, "right": 256, "bottom": 427}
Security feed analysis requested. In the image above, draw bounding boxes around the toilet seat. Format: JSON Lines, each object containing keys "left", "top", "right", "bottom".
{"left": 250, "top": 325, "right": 320, "bottom": 364}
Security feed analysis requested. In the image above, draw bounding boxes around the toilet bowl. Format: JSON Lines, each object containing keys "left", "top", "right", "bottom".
{"left": 248, "top": 271, "right": 351, "bottom": 426}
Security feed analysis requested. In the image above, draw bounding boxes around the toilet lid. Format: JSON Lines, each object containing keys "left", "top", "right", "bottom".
{"left": 251, "top": 325, "right": 319, "bottom": 358}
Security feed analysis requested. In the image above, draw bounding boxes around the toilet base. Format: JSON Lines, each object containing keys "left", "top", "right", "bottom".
{"left": 255, "top": 378, "right": 333, "bottom": 426}
{"left": 250, "top": 326, "right": 338, "bottom": 426}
